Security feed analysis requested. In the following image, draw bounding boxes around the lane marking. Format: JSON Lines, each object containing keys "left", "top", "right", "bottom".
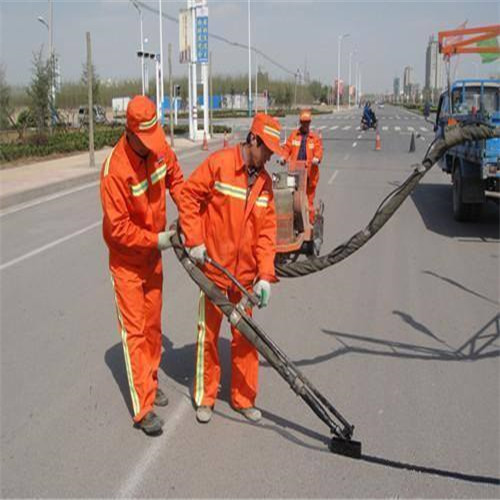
{"left": 357, "top": 134, "right": 362, "bottom": 139}
{"left": 408, "top": 126, "right": 415, "bottom": 131}
{"left": 356, "top": 126, "right": 361, "bottom": 130}
{"left": 328, "top": 170, "right": 339, "bottom": 185}
{"left": 352, "top": 142, "right": 357, "bottom": 148}
{"left": 330, "top": 125, "right": 338, "bottom": 130}
{"left": 0, "top": 147, "right": 211, "bottom": 218}
{"left": 420, "top": 127, "right": 428, "bottom": 132}
{"left": 395, "top": 126, "right": 401, "bottom": 131}
{"left": 342, "top": 125, "right": 351, "bottom": 130}
{"left": 0, "top": 221, "right": 101, "bottom": 271}
{"left": 343, "top": 153, "right": 350, "bottom": 161}
{"left": 115, "top": 399, "right": 191, "bottom": 499}
{"left": 317, "top": 125, "right": 326, "bottom": 130}
{"left": 382, "top": 126, "right": 388, "bottom": 131}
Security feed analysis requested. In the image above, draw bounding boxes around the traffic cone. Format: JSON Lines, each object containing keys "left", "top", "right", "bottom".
{"left": 375, "top": 128, "right": 381, "bottom": 151}
{"left": 223, "top": 131, "right": 229, "bottom": 148}
{"left": 202, "top": 131, "right": 209, "bottom": 151}
{"left": 409, "top": 132, "right": 415, "bottom": 153}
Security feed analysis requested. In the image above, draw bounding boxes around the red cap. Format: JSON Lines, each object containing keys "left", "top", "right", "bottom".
{"left": 250, "top": 113, "right": 284, "bottom": 156}
{"left": 299, "top": 109, "right": 312, "bottom": 122}
{"left": 126, "top": 96, "right": 166, "bottom": 154}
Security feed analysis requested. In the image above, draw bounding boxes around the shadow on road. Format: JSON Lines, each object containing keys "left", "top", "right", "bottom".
{"left": 360, "top": 454, "right": 500, "bottom": 486}
{"left": 269, "top": 313, "right": 500, "bottom": 367}
{"left": 410, "top": 183, "right": 499, "bottom": 240}
{"left": 423, "top": 269, "right": 500, "bottom": 306}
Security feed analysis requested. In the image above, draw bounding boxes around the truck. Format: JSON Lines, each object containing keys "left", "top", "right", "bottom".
{"left": 434, "top": 79, "right": 499, "bottom": 221}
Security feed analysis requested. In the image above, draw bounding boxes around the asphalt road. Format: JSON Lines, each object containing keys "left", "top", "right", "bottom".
{"left": 1, "top": 105, "right": 499, "bottom": 498}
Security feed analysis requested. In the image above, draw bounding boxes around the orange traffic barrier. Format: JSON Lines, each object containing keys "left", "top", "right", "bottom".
{"left": 375, "top": 128, "right": 381, "bottom": 151}
{"left": 202, "top": 131, "right": 209, "bottom": 151}
{"left": 223, "top": 131, "right": 229, "bottom": 148}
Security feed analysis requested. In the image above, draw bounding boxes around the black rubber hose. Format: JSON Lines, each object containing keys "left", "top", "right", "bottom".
{"left": 275, "top": 122, "right": 499, "bottom": 278}
{"left": 170, "top": 228, "right": 354, "bottom": 439}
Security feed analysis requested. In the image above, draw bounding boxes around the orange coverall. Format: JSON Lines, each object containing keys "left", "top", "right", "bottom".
{"left": 282, "top": 129, "right": 324, "bottom": 223}
{"left": 179, "top": 144, "right": 277, "bottom": 409}
{"left": 100, "top": 135, "right": 183, "bottom": 422}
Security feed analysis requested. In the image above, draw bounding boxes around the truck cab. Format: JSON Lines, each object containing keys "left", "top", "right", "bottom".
{"left": 435, "top": 79, "right": 499, "bottom": 221}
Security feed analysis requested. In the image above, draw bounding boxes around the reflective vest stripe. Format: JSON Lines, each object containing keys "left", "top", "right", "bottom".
{"left": 130, "top": 179, "right": 149, "bottom": 197}
{"left": 103, "top": 146, "right": 117, "bottom": 177}
{"left": 214, "top": 181, "right": 247, "bottom": 201}
{"left": 151, "top": 163, "right": 167, "bottom": 184}
{"left": 138, "top": 116, "right": 158, "bottom": 130}
{"left": 195, "top": 291, "right": 206, "bottom": 407}
{"left": 110, "top": 276, "right": 141, "bottom": 417}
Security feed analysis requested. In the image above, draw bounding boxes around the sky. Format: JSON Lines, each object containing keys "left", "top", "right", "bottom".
{"left": 1, "top": 0, "right": 499, "bottom": 93}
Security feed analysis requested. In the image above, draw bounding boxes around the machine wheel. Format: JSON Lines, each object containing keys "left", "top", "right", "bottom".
{"left": 452, "top": 165, "right": 482, "bottom": 222}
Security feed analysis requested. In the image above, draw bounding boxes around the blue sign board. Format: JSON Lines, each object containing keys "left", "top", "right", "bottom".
{"left": 196, "top": 15, "right": 208, "bottom": 63}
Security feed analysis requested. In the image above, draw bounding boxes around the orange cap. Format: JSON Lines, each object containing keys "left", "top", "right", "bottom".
{"left": 126, "top": 96, "right": 166, "bottom": 154}
{"left": 250, "top": 113, "right": 284, "bottom": 156}
{"left": 299, "top": 109, "right": 312, "bottom": 122}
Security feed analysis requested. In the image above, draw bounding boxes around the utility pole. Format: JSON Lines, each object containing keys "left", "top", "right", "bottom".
{"left": 168, "top": 42, "right": 174, "bottom": 148}
{"left": 209, "top": 51, "right": 213, "bottom": 137}
{"left": 86, "top": 32, "right": 95, "bottom": 168}
{"left": 247, "top": 0, "right": 252, "bottom": 117}
{"left": 158, "top": 0, "right": 164, "bottom": 122}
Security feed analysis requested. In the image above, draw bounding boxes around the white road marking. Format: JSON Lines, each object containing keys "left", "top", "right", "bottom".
{"left": 342, "top": 125, "right": 351, "bottom": 130}
{"left": 408, "top": 126, "right": 415, "bottom": 131}
{"left": 328, "top": 170, "right": 339, "bottom": 184}
{"left": 0, "top": 220, "right": 101, "bottom": 271}
{"left": 395, "top": 126, "right": 401, "bottom": 131}
{"left": 420, "top": 127, "right": 428, "bottom": 132}
{"left": 343, "top": 153, "right": 350, "bottom": 161}
{"left": 317, "top": 125, "right": 326, "bottom": 130}
{"left": 357, "top": 134, "right": 362, "bottom": 139}
{"left": 330, "top": 125, "right": 338, "bottom": 130}
{"left": 115, "top": 399, "right": 191, "bottom": 499}
{"left": 395, "top": 115, "right": 400, "bottom": 119}
{"left": 356, "top": 126, "right": 361, "bottom": 130}
{"left": 382, "top": 126, "right": 388, "bottom": 131}
{"left": 0, "top": 146, "right": 208, "bottom": 218}
{"left": 352, "top": 142, "right": 357, "bottom": 148}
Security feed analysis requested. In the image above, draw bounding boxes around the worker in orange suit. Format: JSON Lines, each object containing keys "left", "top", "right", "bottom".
{"left": 282, "top": 109, "right": 323, "bottom": 224}
{"left": 100, "top": 95, "right": 184, "bottom": 435}
{"left": 178, "top": 113, "right": 282, "bottom": 425}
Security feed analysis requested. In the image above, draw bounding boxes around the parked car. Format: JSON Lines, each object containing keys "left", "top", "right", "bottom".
{"left": 78, "top": 105, "right": 107, "bottom": 126}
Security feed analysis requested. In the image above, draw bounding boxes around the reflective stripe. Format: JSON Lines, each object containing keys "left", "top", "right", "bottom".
{"left": 130, "top": 178, "right": 148, "bottom": 197}
{"left": 138, "top": 116, "right": 157, "bottom": 130}
{"left": 110, "top": 276, "right": 141, "bottom": 416}
{"left": 292, "top": 140, "right": 301, "bottom": 147}
{"left": 214, "top": 181, "right": 247, "bottom": 201}
{"left": 195, "top": 291, "right": 206, "bottom": 407}
{"left": 103, "top": 146, "right": 117, "bottom": 177}
{"left": 151, "top": 163, "right": 167, "bottom": 184}
{"left": 256, "top": 195, "right": 269, "bottom": 208}
{"left": 263, "top": 125, "right": 280, "bottom": 139}
{"left": 308, "top": 143, "right": 315, "bottom": 149}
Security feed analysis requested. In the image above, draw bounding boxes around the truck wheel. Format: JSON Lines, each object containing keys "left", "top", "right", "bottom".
{"left": 452, "top": 166, "right": 482, "bottom": 222}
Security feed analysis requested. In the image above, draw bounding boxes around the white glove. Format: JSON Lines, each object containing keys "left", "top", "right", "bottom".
{"left": 157, "top": 229, "right": 175, "bottom": 251}
{"left": 253, "top": 280, "right": 271, "bottom": 308}
{"left": 312, "top": 157, "right": 320, "bottom": 166}
{"left": 187, "top": 244, "right": 207, "bottom": 265}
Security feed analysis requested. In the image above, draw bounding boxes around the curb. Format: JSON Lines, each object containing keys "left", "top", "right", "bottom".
{"left": 0, "top": 171, "right": 100, "bottom": 210}
{"left": 0, "top": 137, "right": 229, "bottom": 211}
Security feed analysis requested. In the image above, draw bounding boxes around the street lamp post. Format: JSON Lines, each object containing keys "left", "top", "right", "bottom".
{"left": 37, "top": 2, "right": 55, "bottom": 126}
{"left": 247, "top": 0, "right": 252, "bottom": 117}
{"left": 336, "top": 33, "right": 350, "bottom": 112}
{"left": 131, "top": 1, "right": 145, "bottom": 95}
{"left": 348, "top": 50, "right": 356, "bottom": 109}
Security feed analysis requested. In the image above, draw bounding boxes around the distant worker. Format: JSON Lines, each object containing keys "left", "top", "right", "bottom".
{"left": 100, "top": 96, "right": 184, "bottom": 435}
{"left": 282, "top": 109, "right": 324, "bottom": 224}
{"left": 178, "top": 113, "right": 281, "bottom": 425}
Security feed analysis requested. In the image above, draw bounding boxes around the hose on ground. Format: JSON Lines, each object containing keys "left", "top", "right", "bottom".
{"left": 275, "top": 122, "right": 499, "bottom": 278}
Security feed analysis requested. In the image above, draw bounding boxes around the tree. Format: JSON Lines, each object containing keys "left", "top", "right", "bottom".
{"left": 81, "top": 62, "right": 100, "bottom": 104}
{"left": 27, "top": 49, "right": 52, "bottom": 132}
{"left": 0, "top": 64, "right": 12, "bottom": 129}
